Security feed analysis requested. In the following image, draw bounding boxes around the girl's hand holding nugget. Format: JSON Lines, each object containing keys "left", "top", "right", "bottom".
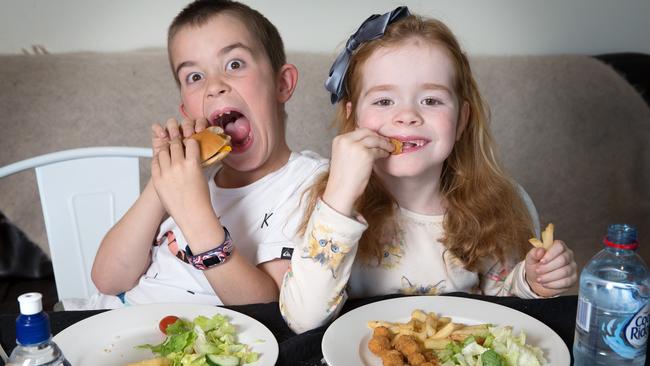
{"left": 525, "top": 238, "right": 578, "bottom": 298}
{"left": 323, "top": 128, "right": 395, "bottom": 216}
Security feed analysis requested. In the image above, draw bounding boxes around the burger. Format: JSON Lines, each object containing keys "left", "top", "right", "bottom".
{"left": 188, "top": 126, "right": 232, "bottom": 166}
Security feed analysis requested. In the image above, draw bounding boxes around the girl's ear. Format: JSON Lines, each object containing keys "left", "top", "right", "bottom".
{"left": 179, "top": 103, "right": 190, "bottom": 119}
{"left": 345, "top": 102, "right": 353, "bottom": 120}
{"left": 276, "top": 63, "right": 299, "bottom": 103}
{"left": 456, "top": 101, "right": 470, "bottom": 141}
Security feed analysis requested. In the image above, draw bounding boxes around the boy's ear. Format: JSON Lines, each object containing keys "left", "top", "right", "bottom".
{"left": 179, "top": 103, "right": 190, "bottom": 119}
{"left": 456, "top": 101, "right": 469, "bottom": 141}
{"left": 276, "top": 63, "right": 298, "bottom": 103}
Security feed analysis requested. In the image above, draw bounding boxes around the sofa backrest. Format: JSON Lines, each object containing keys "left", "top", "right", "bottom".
{"left": 1, "top": 50, "right": 648, "bottom": 286}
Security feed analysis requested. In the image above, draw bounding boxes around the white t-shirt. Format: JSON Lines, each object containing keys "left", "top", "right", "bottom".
{"left": 64, "top": 151, "right": 328, "bottom": 310}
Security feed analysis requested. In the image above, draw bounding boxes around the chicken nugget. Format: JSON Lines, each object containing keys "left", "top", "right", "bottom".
{"left": 380, "top": 349, "right": 406, "bottom": 366}
{"left": 406, "top": 351, "right": 427, "bottom": 365}
{"left": 373, "top": 325, "right": 392, "bottom": 338}
{"left": 422, "top": 349, "right": 438, "bottom": 362}
{"left": 368, "top": 335, "right": 392, "bottom": 355}
{"left": 393, "top": 334, "right": 421, "bottom": 356}
{"left": 389, "top": 138, "right": 403, "bottom": 155}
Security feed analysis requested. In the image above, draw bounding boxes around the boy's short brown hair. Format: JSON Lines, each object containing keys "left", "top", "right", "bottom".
{"left": 167, "top": 0, "right": 286, "bottom": 86}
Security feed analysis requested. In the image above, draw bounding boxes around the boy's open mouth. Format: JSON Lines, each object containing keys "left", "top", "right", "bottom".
{"left": 211, "top": 110, "right": 252, "bottom": 151}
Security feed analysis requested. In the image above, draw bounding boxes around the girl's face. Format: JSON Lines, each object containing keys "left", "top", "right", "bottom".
{"left": 349, "top": 38, "right": 467, "bottom": 181}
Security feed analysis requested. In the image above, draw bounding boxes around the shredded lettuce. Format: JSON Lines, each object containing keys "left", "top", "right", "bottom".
{"left": 436, "top": 325, "right": 546, "bottom": 366}
{"left": 138, "top": 314, "right": 259, "bottom": 366}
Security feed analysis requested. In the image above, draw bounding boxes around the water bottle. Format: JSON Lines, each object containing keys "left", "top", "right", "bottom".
{"left": 573, "top": 224, "right": 649, "bottom": 365}
{"left": 6, "top": 293, "right": 70, "bottom": 366}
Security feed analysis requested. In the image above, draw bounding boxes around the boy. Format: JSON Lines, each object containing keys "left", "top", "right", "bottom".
{"left": 71, "top": 0, "right": 326, "bottom": 309}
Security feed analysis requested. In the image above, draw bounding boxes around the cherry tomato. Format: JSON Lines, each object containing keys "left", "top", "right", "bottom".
{"left": 159, "top": 315, "right": 179, "bottom": 334}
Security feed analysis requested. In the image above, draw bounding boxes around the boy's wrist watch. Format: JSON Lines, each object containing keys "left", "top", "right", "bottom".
{"left": 184, "top": 227, "right": 233, "bottom": 270}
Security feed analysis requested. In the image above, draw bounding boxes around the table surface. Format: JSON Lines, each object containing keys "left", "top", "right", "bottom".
{"left": 0, "top": 292, "right": 646, "bottom": 366}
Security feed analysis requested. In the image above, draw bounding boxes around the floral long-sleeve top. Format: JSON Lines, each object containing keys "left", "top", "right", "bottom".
{"left": 280, "top": 199, "right": 540, "bottom": 333}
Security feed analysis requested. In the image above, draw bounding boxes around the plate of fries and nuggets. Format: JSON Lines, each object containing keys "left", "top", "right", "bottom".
{"left": 322, "top": 295, "right": 570, "bottom": 366}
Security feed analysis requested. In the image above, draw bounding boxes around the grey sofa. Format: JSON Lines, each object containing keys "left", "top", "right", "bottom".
{"left": 1, "top": 50, "right": 649, "bottom": 297}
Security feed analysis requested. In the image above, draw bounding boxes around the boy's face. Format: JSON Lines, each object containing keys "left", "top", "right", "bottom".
{"left": 170, "top": 14, "right": 289, "bottom": 178}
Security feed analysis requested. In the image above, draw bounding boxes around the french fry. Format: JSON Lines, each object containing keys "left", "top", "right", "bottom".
{"left": 424, "top": 337, "right": 452, "bottom": 350}
{"left": 411, "top": 309, "right": 427, "bottom": 322}
{"left": 541, "top": 223, "right": 554, "bottom": 249}
{"left": 529, "top": 223, "right": 555, "bottom": 250}
{"left": 425, "top": 316, "right": 438, "bottom": 337}
{"left": 126, "top": 358, "right": 170, "bottom": 366}
{"left": 432, "top": 322, "right": 458, "bottom": 339}
{"left": 449, "top": 324, "right": 490, "bottom": 342}
{"left": 368, "top": 320, "right": 397, "bottom": 329}
{"left": 528, "top": 238, "right": 544, "bottom": 248}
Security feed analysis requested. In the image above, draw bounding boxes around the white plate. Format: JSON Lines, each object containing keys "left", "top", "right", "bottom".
{"left": 53, "top": 303, "right": 278, "bottom": 366}
{"left": 322, "top": 296, "right": 570, "bottom": 365}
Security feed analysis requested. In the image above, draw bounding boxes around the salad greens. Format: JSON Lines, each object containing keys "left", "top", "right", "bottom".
{"left": 437, "top": 326, "right": 546, "bottom": 366}
{"left": 139, "top": 314, "right": 259, "bottom": 366}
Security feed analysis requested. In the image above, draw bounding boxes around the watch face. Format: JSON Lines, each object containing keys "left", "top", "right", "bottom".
{"left": 203, "top": 256, "right": 222, "bottom": 267}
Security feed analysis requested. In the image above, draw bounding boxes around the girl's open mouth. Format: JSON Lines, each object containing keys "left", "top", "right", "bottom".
{"left": 394, "top": 138, "right": 429, "bottom": 153}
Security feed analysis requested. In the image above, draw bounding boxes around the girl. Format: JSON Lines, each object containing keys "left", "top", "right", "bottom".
{"left": 280, "top": 7, "right": 577, "bottom": 333}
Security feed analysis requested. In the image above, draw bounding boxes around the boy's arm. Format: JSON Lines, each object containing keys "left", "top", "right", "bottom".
{"left": 177, "top": 211, "right": 284, "bottom": 305}
{"left": 91, "top": 179, "right": 166, "bottom": 295}
{"left": 280, "top": 199, "right": 366, "bottom": 333}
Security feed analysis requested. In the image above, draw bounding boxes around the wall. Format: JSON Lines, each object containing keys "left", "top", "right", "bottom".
{"left": 1, "top": 0, "right": 649, "bottom": 55}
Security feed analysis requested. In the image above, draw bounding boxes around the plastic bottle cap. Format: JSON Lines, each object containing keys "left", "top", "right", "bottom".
{"left": 17, "top": 293, "right": 43, "bottom": 315}
{"left": 15, "top": 292, "right": 50, "bottom": 345}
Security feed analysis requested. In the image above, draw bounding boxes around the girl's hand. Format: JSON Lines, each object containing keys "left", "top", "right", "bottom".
{"left": 525, "top": 240, "right": 578, "bottom": 297}
{"left": 322, "top": 128, "right": 394, "bottom": 216}
{"left": 151, "top": 118, "right": 215, "bottom": 230}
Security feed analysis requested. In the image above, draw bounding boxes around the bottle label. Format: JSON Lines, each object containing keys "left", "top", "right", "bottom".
{"left": 602, "top": 302, "right": 649, "bottom": 359}
{"left": 576, "top": 297, "right": 591, "bottom": 332}
{"left": 625, "top": 303, "right": 649, "bottom": 348}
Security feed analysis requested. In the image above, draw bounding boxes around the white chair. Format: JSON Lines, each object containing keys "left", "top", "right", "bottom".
{"left": 0, "top": 147, "right": 151, "bottom": 300}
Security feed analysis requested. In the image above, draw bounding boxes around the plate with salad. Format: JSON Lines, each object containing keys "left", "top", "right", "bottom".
{"left": 53, "top": 303, "right": 278, "bottom": 366}
{"left": 322, "top": 296, "right": 570, "bottom": 366}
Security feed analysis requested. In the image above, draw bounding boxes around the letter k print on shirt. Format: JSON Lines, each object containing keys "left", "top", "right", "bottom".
{"left": 261, "top": 212, "right": 273, "bottom": 228}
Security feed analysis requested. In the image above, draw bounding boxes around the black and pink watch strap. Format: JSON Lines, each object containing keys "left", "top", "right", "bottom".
{"left": 184, "top": 227, "right": 233, "bottom": 270}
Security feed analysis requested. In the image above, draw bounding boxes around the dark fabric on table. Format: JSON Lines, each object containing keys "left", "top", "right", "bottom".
{"left": 1, "top": 293, "right": 585, "bottom": 366}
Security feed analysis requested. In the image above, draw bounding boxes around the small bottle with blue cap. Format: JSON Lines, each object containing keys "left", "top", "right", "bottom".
{"left": 6, "top": 293, "right": 70, "bottom": 366}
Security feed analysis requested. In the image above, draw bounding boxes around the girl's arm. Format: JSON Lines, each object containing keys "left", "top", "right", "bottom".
{"left": 91, "top": 179, "right": 166, "bottom": 295}
{"left": 480, "top": 239, "right": 577, "bottom": 298}
{"left": 479, "top": 257, "right": 540, "bottom": 298}
{"left": 280, "top": 199, "right": 366, "bottom": 333}
{"left": 280, "top": 128, "right": 392, "bottom": 332}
